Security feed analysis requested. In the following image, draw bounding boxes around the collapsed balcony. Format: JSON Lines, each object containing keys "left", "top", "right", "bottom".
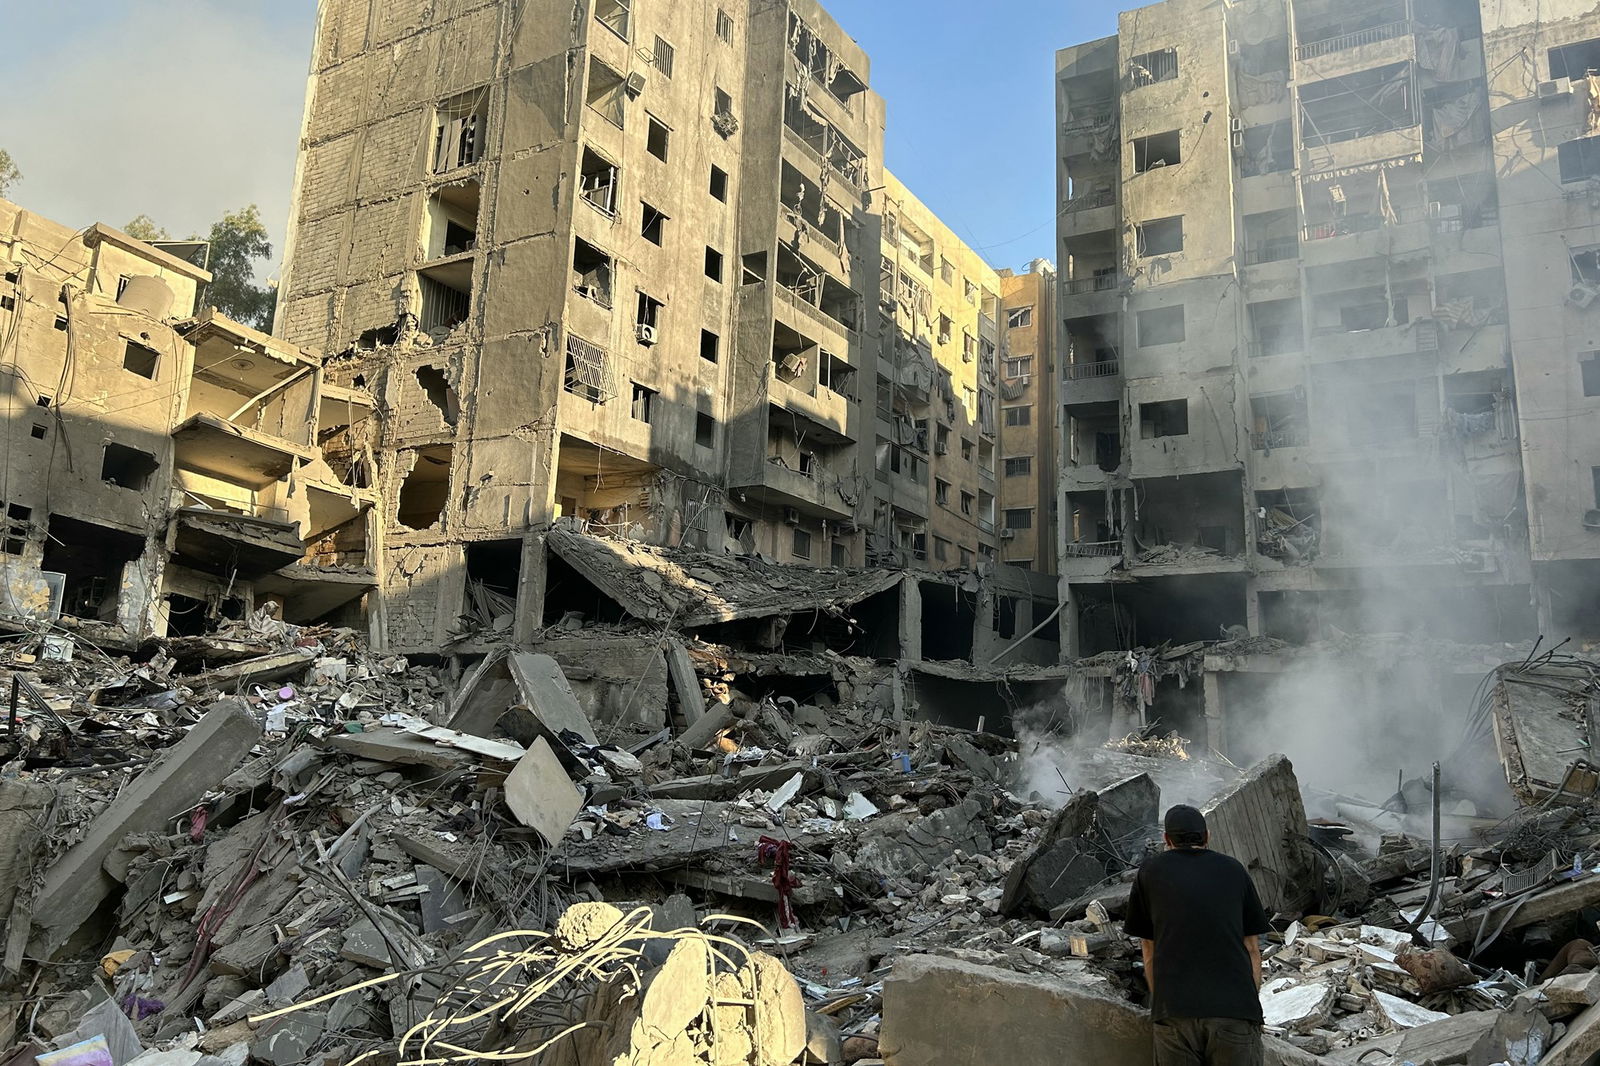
{"left": 775, "top": 244, "right": 861, "bottom": 334}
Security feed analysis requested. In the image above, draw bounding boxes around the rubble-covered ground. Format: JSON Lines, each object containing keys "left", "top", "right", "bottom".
{"left": 5, "top": 615, "right": 1600, "bottom": 1065}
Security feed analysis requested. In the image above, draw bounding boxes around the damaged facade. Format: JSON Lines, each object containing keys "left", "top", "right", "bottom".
{"left": 272, "top": 0, "right": 1056, "bottom": 655}
{"left": 0, "top": 203, "right": 376, "bottom": 645}
{"left": 997, "top": 259, "right": 1059, "bottom": 575}
{"left": 1052, "top": 0, "right": 1600, "bottom": 654}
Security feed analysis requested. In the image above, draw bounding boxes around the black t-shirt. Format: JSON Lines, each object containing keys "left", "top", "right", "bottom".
{"left": 1123, "top": 847, "right": 1273, "bottom": 1023}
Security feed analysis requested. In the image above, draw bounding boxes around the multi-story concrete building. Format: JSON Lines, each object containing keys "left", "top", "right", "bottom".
{"left": 0, "top": 200, "right": 375, "bottom": 644}
{"left": 998, "top": 260, "right": 1058, "bottom": 575}
{"left": 873, "top": 173, "right": 1005, "bottom": 570}
{"left": 1051, "top": 0, "right": 1583, "bottom": 655}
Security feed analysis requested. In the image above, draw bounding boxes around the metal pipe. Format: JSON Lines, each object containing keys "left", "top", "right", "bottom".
{"left": 1405, "top": 761, "right": 1443, "bottom": 948}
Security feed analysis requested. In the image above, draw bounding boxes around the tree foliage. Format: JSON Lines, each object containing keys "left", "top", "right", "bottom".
{"left": 122, "top": 204, "right": 277, "bottom": 330}
{"left": 0, "top": 150, "right": 20, "bottom": 198}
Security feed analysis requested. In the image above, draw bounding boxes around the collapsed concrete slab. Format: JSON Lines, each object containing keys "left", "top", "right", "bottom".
{"left": 880, "top": 954, "right": 1319, "bottom": 1066}
{"left": 504, "top": 736, "right": 583, "bottom": 846}
{"left": 1203, "top": 754, "right": 1319, "bottom": 914}
{"left": 29, "top": 700, "right": 261, "bottom": 959}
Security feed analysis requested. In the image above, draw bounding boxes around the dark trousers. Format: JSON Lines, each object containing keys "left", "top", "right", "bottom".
{"left": 1152, "top": 1018, "right": 1263, "bottom": 1066}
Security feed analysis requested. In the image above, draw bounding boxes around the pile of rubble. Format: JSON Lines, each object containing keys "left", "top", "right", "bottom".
{"left": 7, "top": 615, "right": 1600, "bottom": 1065}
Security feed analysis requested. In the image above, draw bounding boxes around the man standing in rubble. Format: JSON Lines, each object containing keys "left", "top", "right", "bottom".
{"left": 1124, "top": 805, "right": 1273, "bottom": 1066}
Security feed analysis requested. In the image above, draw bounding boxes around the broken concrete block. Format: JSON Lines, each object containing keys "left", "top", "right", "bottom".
{"left": 1373, "top": 989, "right": 1450, "bottom": 1030}
{"left": 1541, "top": 997, "right": 1600, "bottom": 1065}
{"left": 881, "top": 954, "right": 1150, "bottom": 1065}
{"left": 248, "top": 1011, "right": 325, "bottom": 1066}
{"left": 1390, "top": 1010, "right": 1501, "bottom": 1066}
{"left": 507, "top": 651, "right": 599, "bottom": 745}
{"left": 856, "top": 797, "right": 991, "bottom": 881}
{"left": 264, "top": 963, "right": 310, "bottom": 1009}
{"left": 1095, "top": 772, "right": 1160, "bottom": 856}
{"left": 805, "top": 1011, "right": 843, "bottom": 1064}
{"left": 30, "top": 700, "right": 262, "bottom": 959}
{"left": 999, "top": 791, "right": 1101, "bottom": 915}
{"left": 843, "top": 793, "right": 880, "bottom": 821}
{"left": 665, "top": 641, "right": 706, "bottom": 726}
{"left": 1545, "top": 970, "right": 1600, "bottom": 1008}
{"left": 50, "top": 997, "right": 143, "bottom": 1065}
{"left": 339, "top": 920, "right": 392, "bottom": 970}
{"left": 505, "top": 736, "right": 582, "bottom": 846}
{"left": 1259, "top": 978, "right": 1335, "bottom": 1033}
{"left": 1203, "top": 754, "right": 1318, "bottom": 914}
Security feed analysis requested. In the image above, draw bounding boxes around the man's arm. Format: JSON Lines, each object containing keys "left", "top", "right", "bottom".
{"left": 1244, "top": 935, "right": 1262, "bottom": 989}
{"left": 1141, "top": 938, "right": 1156, "bottom": 996}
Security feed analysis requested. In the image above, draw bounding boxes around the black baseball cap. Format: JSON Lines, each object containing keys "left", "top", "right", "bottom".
{"left": 1164, "top": 804, "right": 1207, "bottom": 840}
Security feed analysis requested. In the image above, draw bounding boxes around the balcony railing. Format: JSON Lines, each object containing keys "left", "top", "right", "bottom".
{"left": 1063, "top": 359, "right": 1120, "bottom": 380}
{"left": 1296, "top": 20, "right": 1409, "bottom": 61}
{"left": 1064, "top": 187, "right": 1116, "bottom": 214}
{"left": 1303, "top": 207, "right": 1421, "bottom": 241}
{"left": 1064, "top": 540, "right": 1122, "bottom": 558}
{"left": 1062, "top": 106, "right": 1116, "bottom": 133}
{"left": 1243, "top": 237, "right": 1299, "bottom": 265}
{"left": 1248, "top": 339, "right": 1303, "bottom": 358}
{"left": 1063, "top": 272, "right": 1121, "bottom": 296}
{"left": 1251, "top": 427, "right": 1310, "bottom": 450}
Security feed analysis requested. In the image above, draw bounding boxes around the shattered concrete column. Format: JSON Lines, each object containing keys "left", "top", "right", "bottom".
{"left": 897, "top": 577, "right": 922, "bottom": 663}
{"left": 1202, "top": 670, "right": 1225, "bottom": 755}
{"left": 513, "top": 530, "right": 547, "bottom": 645}
{"left": 29, "top": 699, "right": 262, "bottom": 959}
{"left": 1244, "top": 580, "right": 1262, "bottom": 635}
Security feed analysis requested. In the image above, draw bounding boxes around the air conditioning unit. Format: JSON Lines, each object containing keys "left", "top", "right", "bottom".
{"left": 636, "top": 323, "right": 659, "bottom": 344}
{"left": 935, "top": 442, "right": 949, "bottom": 454}
{"left": 1538, "top": 77, "right": 1573, "bottom": 101}
{"left": 1569, "top": 283, "right": 1599, "bottom": 310}
{"left": 1231, "top": 131, "right": 1244, "bottom": 148}
{"left": 625, "top": 71, "right": 648, "bottom": 97}
{"left": 1230, "top": 115, "right": 1244, "bottom": 133}
{"left": 783, "top": 507, "right": 802, "bottom": 526}
{"left": 1000, "top": 529, "right": 1016, "bottom": 540}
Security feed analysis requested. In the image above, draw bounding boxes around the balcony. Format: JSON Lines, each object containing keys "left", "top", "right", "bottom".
{"left": 1061, "top": 105, "right": 1116, "bottom": 135}
{"left": 1250, "top": 427, "right": 1310, "bottom": 450}
{"left": 1064, "top": 540, "right": 1121, "bottom": 558}
{"left": 172, "top": 414, "right": 315, "bottom": 490}
{"left": 734, "top": 457, "right": 854, "bottom": 522}
{"left": 1064, "top": 359, "right": 1120, "bottom": 381}
{"left": 1310, "top": 319, "right": 1438, "bottom": 363}
{"left": 1064, "top": 187, "right": 1115, "bottom": 214}
{"left": 1063, "top": 272, "right": 1122, "bottom": 297}
{"left": 768, "top": 366, "right": 857, "bottom": 442}
{"left": 1300, "top": 211, "right": 1429, "bottom": 267}
{"left": 1296, "top": 20, "right": 1410, "bottom": 61}
{"left": 1243, "top": 238, "right": 1299, "bottom": 266}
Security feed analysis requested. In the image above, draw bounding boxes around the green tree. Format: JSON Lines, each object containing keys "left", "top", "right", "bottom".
{"left": 123, "top": 214, "right": 170, "bottom": 241}
{"left": 0, "top": 150, "right": 20, "bottom": 198}
{"left": 201, "top": 204, "right": 276, "bottom": 330}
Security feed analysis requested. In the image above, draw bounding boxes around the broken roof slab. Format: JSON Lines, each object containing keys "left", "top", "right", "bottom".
{"left": 182, "top": 308, "right": 319, "bottom": 393}
{"left": 173, "top": 508, "right": 305, "bottom": 578}
{"left": 172, "top": 413, "right": 316, "bottom": 488}
{"left": 545, "top": 527, "right": 903, "bottom": 627}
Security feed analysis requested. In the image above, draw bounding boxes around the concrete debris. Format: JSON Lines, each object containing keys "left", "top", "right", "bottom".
{"left": 0, "top": 605, "right": 1593, "bottom": 1066}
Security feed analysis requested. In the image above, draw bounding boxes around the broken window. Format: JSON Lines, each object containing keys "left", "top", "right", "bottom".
{"left": 652, "top": 35, "right": 674, "bottom": 77}
{"left": 959, "top": 546, "right": 974, "bottom": 567}
{"left": 1132, "top": 130, "right": 1181, "bottom": 173}
{"left": 415, "top": 365, "right": 460, "bottom": 426}
{"left": 418, "top": 266, "right": 471, "bottom": 332}
{"left": 1137, "top": 304, "right": 1185, "bottom": 346}
{"left": 1560, "top": 136, "right": 1600, "bottom": 184}
{"left": 1550, "top": 38, "right": 1600, "bottom": 80}
{"left": 1004, "top": 406, "right": 1032, "bottom": 427}
{"left": 713, "top": 88, "right": 737, "bottom": 136}
{"left": 961, "top": 437, "right": 974, "bottom": 462}
{"left": 741, "top": 252, "right": 767, "bottom": 284}
{"left": 465, "top": 539, "right": 522, "bottom": 601}
{"left": 397, "top": 444, "right": 452, "bottom": 530}
{"left": 1250, "top": 391, "right": 1309, "bottom": 449}
{"left": 704, "top": 247, "right": 724, "bottom": 282}
{"left": 580, "top": 148, "right": 619, "bottom": 216}
{"left": 960, "top": 491, "right": 974, "bottom": 516}
{"left": 935, "top": 479, "right": 950, "bottom": 506}
{"left": 709, "top": 165, "right": 729, "bottom": 202}
{"left": 792, "top": 527, "right": 812, "bottom": 560}
{"left": 29, "top": 424, "right": 45, "bottom": 440}
{"left": 941, "top": 257, "right": 955, "bottom": 285}
{"left": 586, "top": 59, "right": 627, "bottom": 128}
{"left": 646, "top": 115, "right": 670, "bottom": 161}
{"left": 44, "top": 515, "right": 144, "bottom": 623}
{"left": 700, "top": 329, "right": 720, "bottom": 363}
{"left": 1250, "top": 298, "right": 1302, "bottom": 356}
{"left": 934, "top": 537, "right": 950, "bottom": 562}
{"left": 122, "top": 340, "right": 159, "bottom": 379}
{"left": 1004, "top": 456, "right": 1032, "bottom": 477}
{"left": 1004, "top": 356, "right": 1033, "bottom": 379}
{"left": 594, "top": 0, "right": 630, "bottom": 39}
{"left": 636, "top": 292, "right": 663, "bottom": 345}
{"left": 1128, "top": 48, "right": 1178, "bottom": 87}
{"left": 696, "top": 410, "right": 716, "bottom": 448}
{"left": 572, "top": 238, "right": 614, "bottom": 307}
{"left": 1136, "top": 216, "right": 1183, "bottom": 257}
{"left": 963, "top": 333, "right": 977, "bottom": 362}
{"left": 1140, "top": 399, "right": 1189, "bottom": 439}
{"left": 0, "top": 503, "right": 28, "bottom": 555}
{"left": 565, "top": 334, "right": 609, "bottom": 403}
{"left": 1582, "top": 352, "right": 1600, "bottom": 397}
{"left": 716, "top": 8, "right": 734, "bottom": 43}
{"left": 1299, "top": 63, "right": 1414, "bottom": 148}
{"left": 1006, "top": 306, "right": 1033, "bottom": 329}
{"left": 1239, "top": 120, "right": 1292, "bottom": 177}
{"left": 641, "top": 201, "right": 667, "bottom": 245}
{"left": 425, "top": 182, "right": 480, "bottom": 259}
{"left": 630, "top": 382, "right": 656, "bottom": 422}
{"left": 1004, "top": 508, "right": 1034, "bottom": 530}
{"left": 433, "top": 90, "right": 486, "bottom": 173}
{"left": 101, "top": 443, "right": 159, "bottom": 491}
{"left": 1237, "top": 35, "right": 1289, "bottom": 76}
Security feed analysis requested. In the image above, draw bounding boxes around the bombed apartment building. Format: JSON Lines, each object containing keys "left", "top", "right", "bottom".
{"left": 273, "top": 0, "right": 1057, "bottom": 656}
{"left": 0, "top": 200, "right": 375, "bottom": 645}
{"left": 998, "top": 260, "right": 1059, "bottom": 576}
{"left": 1049, "top": 0, "right": 1600, "bottom": 655}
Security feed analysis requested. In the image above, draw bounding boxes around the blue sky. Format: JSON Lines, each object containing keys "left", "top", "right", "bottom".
{"left": 2, "top": 1, "right": 1116, "bottom": 277}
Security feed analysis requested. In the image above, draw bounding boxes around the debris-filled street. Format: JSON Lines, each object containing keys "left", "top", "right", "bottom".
{"left": 4, "top": 601, "right": 1600, "bottom": 1065}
